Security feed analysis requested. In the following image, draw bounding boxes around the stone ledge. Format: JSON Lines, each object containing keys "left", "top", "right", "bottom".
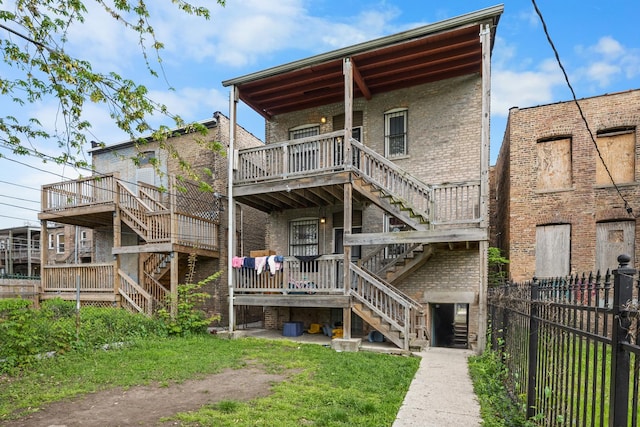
{"left": 331, "top": 338, "right": 362, "bottom": 352}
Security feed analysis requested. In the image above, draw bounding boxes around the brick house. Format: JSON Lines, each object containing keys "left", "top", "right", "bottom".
{"left": 492, "top": 89, "right": 640, "bottom": 282}
{"left": 38, "top": 112, "right": 266, "bottom": 321}
{"left": 222, "top": 6, "right": 503, "bottom": 351}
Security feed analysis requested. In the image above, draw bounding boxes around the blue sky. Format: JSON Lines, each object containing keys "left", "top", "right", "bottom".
{"left": 1, "top": 0, "right": 640, "bottom": 229}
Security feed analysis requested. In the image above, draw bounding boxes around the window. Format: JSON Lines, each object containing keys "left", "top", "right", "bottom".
{"left": 535, "top": 224, "right": 570, "bottom": 278}
{"left": 596, "top": 128, "right": 636, "bottom": 185}
{"left": 48, "top": 233, "right": 54, "bottom": 249}
{"left": 384, "top": 108, "right": 408, "bottom": 158}
{"left": 56, "top": 233, "right": 65, "bottom": 254}
{"left": 138, "top": 151, "right": 156, "bottom": 166}
{"left": 289, "top": 219, "right": 319, "bottom": 256}
{"left": 537, "top": 137, "right": 572, "bottom": 191}
{"left": 289, "top": 125, "right": 320, "bottom": 140}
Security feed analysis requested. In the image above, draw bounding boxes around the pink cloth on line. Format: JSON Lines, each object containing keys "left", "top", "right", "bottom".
{"left": 255, "top": 256, "right": 268, "bottom": 274}
{"left": 232, "top": 256, "right": 244, "bottom": 268}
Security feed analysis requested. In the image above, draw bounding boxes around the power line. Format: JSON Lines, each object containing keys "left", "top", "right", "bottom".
{"left": 531, "top": 0, "right": 635, "bottom": 217}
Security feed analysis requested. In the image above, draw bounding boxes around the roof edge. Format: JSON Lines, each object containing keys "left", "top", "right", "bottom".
{"left": 222, "top": 4, "right": 503, "bottom": 87}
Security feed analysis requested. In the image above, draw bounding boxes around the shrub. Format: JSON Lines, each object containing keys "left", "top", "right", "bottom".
{"left": 156, "top": 272, "right": 222, "bottom": 336}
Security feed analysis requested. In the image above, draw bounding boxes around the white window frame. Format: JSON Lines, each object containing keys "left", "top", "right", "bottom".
{"left": 56, "top": 233, "right": 65, "bottom": 254}
{"left": 384, "top": 108, "right": 408, "bottom": 158}
{"left": 48, "top": 233, "right": 54, "bottom": 249}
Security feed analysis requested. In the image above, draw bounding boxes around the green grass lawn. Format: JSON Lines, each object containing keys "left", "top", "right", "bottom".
{"left": 0, "top": 335, "right": 419, "bottom": 426}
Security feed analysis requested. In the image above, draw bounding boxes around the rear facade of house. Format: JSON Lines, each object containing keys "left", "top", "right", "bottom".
{"left": 493, "top": 89, "right": 640, "bottom": 282}
{"left": 224, "top": 6, "right": 503, "bottom": 351}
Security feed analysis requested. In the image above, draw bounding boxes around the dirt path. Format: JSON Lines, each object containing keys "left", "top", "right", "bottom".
{"left": 2, "top": 367, "right": 287, "bottom": 427}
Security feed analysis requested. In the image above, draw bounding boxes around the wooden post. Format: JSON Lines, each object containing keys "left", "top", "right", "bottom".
{"left": 170, "top": 251, "right": 179, "bottom": 319}
{"left": 342, "top": 57, "right": 354, "bottom": 340}
{"left": 113, "top": 181, "right": 122, "bottom": 303}
{"left": 227, "top": 85, "right": 238, "bottom": 333}
{"left": 477, "top": 23, "right": 492, "bottom": 353}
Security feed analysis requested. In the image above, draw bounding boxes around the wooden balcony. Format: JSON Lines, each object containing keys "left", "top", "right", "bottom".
{"left": 233, "top": 131, "right": 483, "bottom": 229}
{"left": 233, "top": 255, "right": 350, "bottom": 307}
{"left": 40, "top": 174, "right": 220, "bottom": 254}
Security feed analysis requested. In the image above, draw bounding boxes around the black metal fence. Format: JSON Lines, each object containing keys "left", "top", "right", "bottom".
{"left": 488, "top": 254, "right": 640, "bottom": 426}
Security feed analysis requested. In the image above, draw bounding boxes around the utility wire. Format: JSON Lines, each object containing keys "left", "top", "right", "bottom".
{"left": 531, "top": 0, "right": 635, "bottom": 217}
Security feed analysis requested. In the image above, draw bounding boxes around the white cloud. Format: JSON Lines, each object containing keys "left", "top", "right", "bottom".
{"left": 491, "top": 61, "right": 565, "bottom": 116}
{"left": 575, "top": 36, "right": 640, "bottom": 88}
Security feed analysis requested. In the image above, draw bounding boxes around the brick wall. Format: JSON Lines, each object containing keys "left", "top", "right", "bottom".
{"left": 495, "top": 89, "right": 640, "bottom": 282}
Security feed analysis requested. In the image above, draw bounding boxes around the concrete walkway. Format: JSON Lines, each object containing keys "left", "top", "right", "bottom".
{"left": 393, "top": 347, "right": 481, "bottom": 427}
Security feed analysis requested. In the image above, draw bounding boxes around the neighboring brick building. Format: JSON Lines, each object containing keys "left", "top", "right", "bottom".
{"left": 493, "top": 89, "right": 640, "bottom": 282}
{"left": 39, "top": 112, "right": 266, "bottom": 321}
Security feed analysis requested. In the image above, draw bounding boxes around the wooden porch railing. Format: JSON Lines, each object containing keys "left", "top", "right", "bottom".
{"left": 234, "top": 130, "right": 345, "bottom": 183}
{"left": 233, "top": 133, "right": 482, "bottom": 226}
{"left": 233, "top": 255, "right": 344, "bottom": 293}
{"left": 41, "top": 174, "right": 116, "bottom": 212}
{"left": 358, "top": 243, "right": 423, "bottom": 278}
{"left": 350, "top": 140, "right": 432, "bottom": 222}
{"left": 349, "top": 262, "right": 426, "bottom": 349}
{"left": 41, "top": 262, "right": 116, "bottom": 293}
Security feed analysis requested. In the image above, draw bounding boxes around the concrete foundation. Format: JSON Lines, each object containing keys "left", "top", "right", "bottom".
{"left": 331, "top": 338, "right": 362, "bottom": 352}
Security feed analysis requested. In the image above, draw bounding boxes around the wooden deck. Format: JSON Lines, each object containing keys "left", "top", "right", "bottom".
{"left": 39, "top": 174, "right": 220, "bottom": 252}
{"left": 233, "top": 131, "right": 483, "bottom": 229}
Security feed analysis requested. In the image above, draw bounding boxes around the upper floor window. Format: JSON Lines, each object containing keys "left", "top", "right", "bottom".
{"left": 384, "top": 108, "right": 408, "bottom": 158}
{"left": 289, "top": 125, "right": 320, "bottom": 140}
{"left": 138, "top": 151, "right": 156, "bottom": 167}
{"left": 537, "top": 137, "right": 572, "bottom": 191}
{"left": 56, "top": 233, "right": 65, "bottom": 254}
{"left": 596, "top": 127, "right": 636, "bottom": 185}
{"left": 289, "top": 218, "right": 319, "bottom": 256}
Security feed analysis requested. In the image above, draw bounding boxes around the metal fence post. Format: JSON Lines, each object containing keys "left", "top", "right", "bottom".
{"left": 610, "top": 254, "right": 635, "bottom": 427}
{"left": 526, "top": 278, "right": 539, "bottom": 419}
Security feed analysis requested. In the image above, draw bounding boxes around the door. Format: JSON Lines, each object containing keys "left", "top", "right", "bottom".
{"left": 596, "top": 221, "right": 635, "bottom": 273}
{"left": 431, "top": 303, "right": 455, "bottom": 347}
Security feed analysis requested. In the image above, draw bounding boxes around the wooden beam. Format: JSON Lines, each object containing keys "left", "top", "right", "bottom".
{"left": 351, "top": 59, "right": 371, "bottom": 100}
{"left": 233, "top": 171, "right": 351, "bottom": 197}
{"left": 344, "top": 228, "right": 487, "bottom": 245}
{"left": 233, "top": 294, "right": 350, "bottom": 308}
{"left": 112, "top": 243, "right": 173, "bottom": 254}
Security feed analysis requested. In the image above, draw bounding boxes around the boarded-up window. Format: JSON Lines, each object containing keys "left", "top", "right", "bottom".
{"left": 596, "top": 129, "right": 635, "bottom": 185}
{"left": 537, "top": 138, "right": 572, "bottom": 191}
{"left": 596, "top": 221, "right": 635, "bottom": 273}
{"left": 536, "top": 224, "right": 570, "bottom": 278}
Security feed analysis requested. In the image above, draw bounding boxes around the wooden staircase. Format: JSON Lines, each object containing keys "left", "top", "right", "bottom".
{"left": 349, "top": 263, "right": 426, "bottom": 350}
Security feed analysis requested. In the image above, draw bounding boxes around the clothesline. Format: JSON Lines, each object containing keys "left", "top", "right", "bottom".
{"left": 232, "top": 255, "right": 284, "bottom": 275}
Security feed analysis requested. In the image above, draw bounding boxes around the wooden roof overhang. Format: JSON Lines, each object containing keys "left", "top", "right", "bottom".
{"left": 222, "top": 5, "right": 502, "bottom": 119}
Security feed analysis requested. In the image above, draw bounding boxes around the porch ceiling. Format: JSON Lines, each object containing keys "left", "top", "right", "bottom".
{"left": 234, "top": 181, "right": 367, "bottom": 213}
{"left": 222, "top": 6, "right": 501, "bottom": 118}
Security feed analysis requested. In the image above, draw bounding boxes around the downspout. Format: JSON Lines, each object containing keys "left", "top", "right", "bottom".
{"left": 478, "top": 23, "right": 492, "bottom": 353}
{"left": 227, "top": 86, "right": 238, "bottom": 334}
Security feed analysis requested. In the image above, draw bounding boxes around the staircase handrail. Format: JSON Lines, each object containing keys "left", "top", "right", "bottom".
{"left": 350, "top": 264, "right": 405, "bottom": 332}
{"left": 142, "top": 270, "right": 169, "bottom": 309}
{"left": 350, "top": 261, "right": 424, "bottom": 316}
{"left": 117, "top": 268, "right": 152, "bottom": 315}
{"left": 350, "top": 139, "right": 432, "bottom": 222}
{"left": 358, "top": 243, "right": 424, "bottom": 278}
{"left": 138, "top": 182, "right": 169, "bottom": 212}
